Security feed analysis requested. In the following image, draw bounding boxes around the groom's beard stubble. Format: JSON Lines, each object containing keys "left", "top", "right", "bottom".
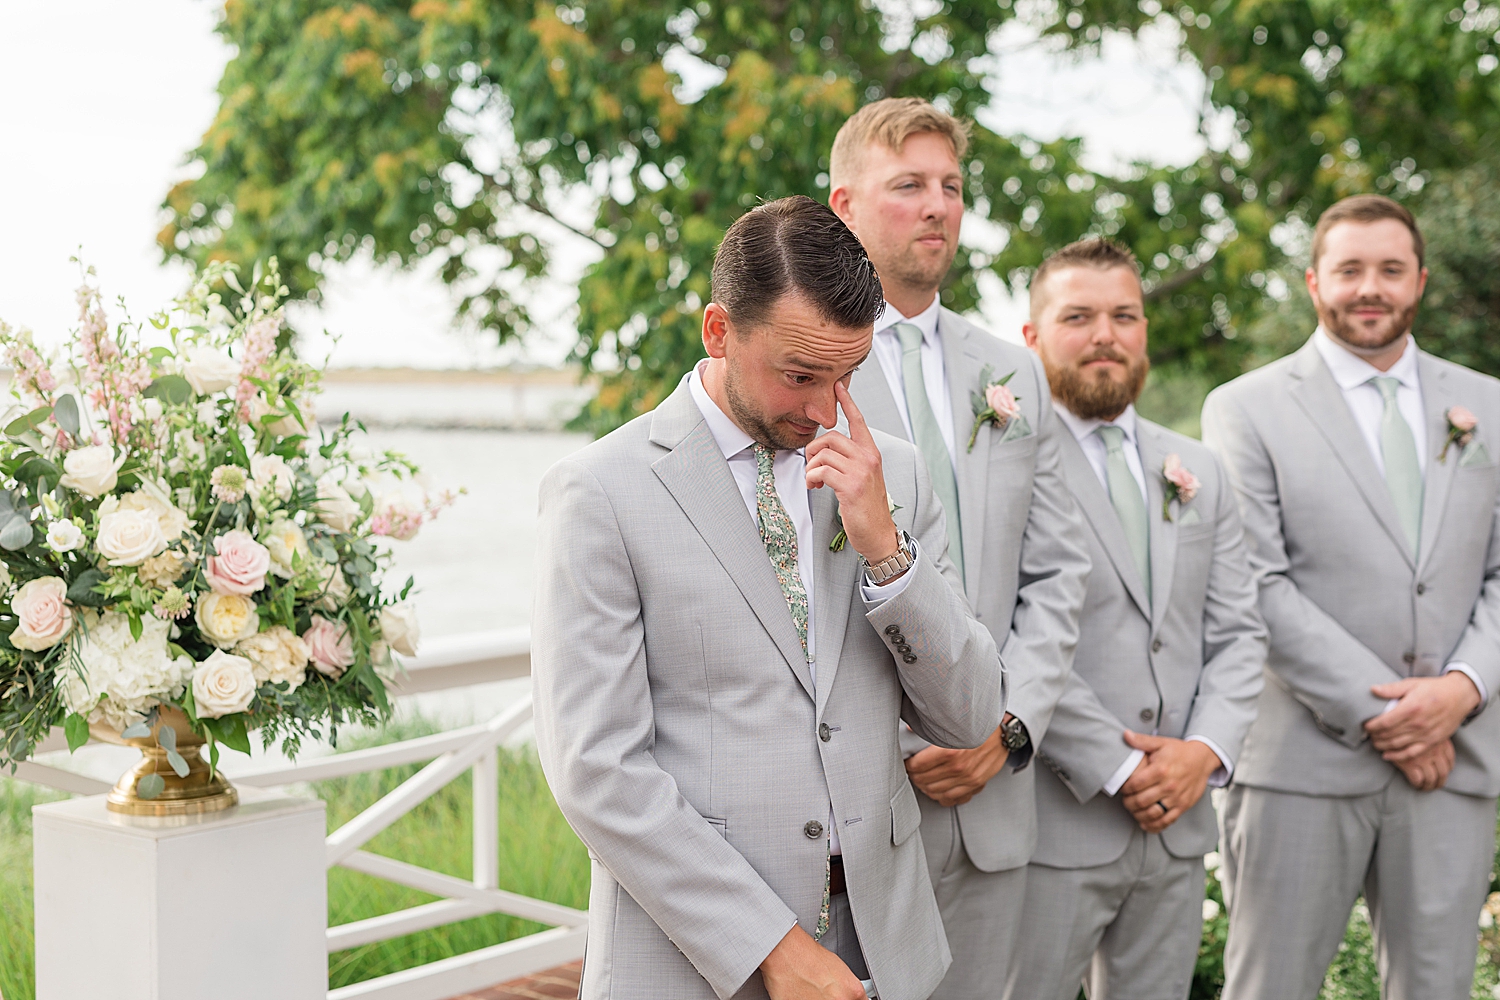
{"left": 1042, "top": 346, "right": 1150, "bottom": 422}
{"left": 1317, "top": 295, "right": 1418, "bottom": 355}
{"left": 724, "top": 355, "right": 811, "bottom": 451}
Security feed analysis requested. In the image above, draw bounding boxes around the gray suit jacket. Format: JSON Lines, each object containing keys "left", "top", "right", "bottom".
{"left": 851, "top": 309, "right": 1090, "bottom": 872}
{"left": 532, "top": 378, "right": 1005, "bottom": 1000}
{"left": 1202, "top": 337, "right": 1500, "bottom": 798}
{"left": 1032, "top": 414, "right": 1266, "bottom": 867}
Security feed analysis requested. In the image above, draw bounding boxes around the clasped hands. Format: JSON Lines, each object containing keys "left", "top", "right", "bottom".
{"left": 905, "top": 723, "right": 1011, "bottom": 806}
{"left": 1117, "top": 731, "right": 1221, "bottom": 833}
{"left": 1362, "top": 672, "right": 1480, "bottom": 791}
{"left": 806, "top": 383, "right": 902, "bottom": 573}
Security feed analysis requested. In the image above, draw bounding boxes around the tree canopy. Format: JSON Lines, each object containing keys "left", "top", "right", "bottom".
{"left": 162, "top": 1, "right": 1500, "bottom": 434}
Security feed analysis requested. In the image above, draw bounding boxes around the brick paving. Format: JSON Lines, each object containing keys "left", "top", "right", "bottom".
{"left": 448, "top": 960, "right": 581, "bottom": 1000}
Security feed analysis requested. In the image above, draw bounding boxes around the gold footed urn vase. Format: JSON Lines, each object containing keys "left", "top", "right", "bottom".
{"left": 91, "top": 706, "right": 238, "bottom": 817}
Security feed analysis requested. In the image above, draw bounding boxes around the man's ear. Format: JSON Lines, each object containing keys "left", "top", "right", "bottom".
{"left": 1021, "top": 321, "right": 1040, "bottom": 350}
{"left": 829, "top": 184, "right": 855, "bottom": 226}
{"left": 702, "top": 302, "right": 732, "bottom": 359}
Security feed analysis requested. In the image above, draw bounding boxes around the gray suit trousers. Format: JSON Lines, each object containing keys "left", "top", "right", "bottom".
{"left": 1219, "top": 782, "right": 1496, "bottom": 1000}
{"left": 1006, "top": 830, "right": 1205, "bottom": 1000}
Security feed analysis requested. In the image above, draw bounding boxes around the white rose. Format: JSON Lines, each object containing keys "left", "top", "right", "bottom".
{"left": 315, "top": 476, "right": 362, "bottom": 533}
{"left": 250, "top": 453, "right": 294, "bottom": 502}
{"left": 117, "top": 486, "right": 189, "bottom": 542}
{"left": 194, "top": 592, "right": 261, "bottom": 648}
{"left": 182, "top": 345, "right": 239, "bottom": 395}
{"left": 378, "top": 603, "right": 420, "bottom": 657}
{"left": 46, "top": 520, "right": 84, "bottom": 553}
{"left": 141, "top": 397, "right": 163, "bottom": 422}
{"left": 59, "top": 445, "right": 121, "bottom": 498}
{"left": 95, "top": 508, "right": 167, "bottom": 567}
{"left": 191, "top": 649, "right": 257, "bottom": 718}
{"left": 262, "top": 518, "right": 309, "bottom": 578}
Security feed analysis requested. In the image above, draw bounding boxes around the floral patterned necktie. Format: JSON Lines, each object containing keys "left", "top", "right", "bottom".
{"left": 751, "top": 443, "right": 829, "bottom": 938}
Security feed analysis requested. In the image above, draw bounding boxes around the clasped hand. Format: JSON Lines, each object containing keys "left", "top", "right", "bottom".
{"left": 1118, "top": 732, "right": 1221, "bottom": 834}
{"left": 806, "top": 383, "right": 900, "bottom": 568}
{"left": 1363, "top": 672, "right": 1479, "bottom": 790}
{"left": 904, "top": 725, "right": 1010, "bottom": 807}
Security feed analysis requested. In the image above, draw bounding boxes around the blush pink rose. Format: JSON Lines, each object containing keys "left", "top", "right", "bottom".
{"left": 1449, "top": 405, "right": 1478, "bottom": 433}
{"left": 203, "top": 529, "right": 271, "bottom": 596}
{"left": 985, "top": 382, "right": 1021, "bottom": 420}
{"left": 303, "top": 615, "right": 354, "bottom": 677}
{"left": 1163, "top": 453, "right": 1200, "bottom": 503}
{"left": 10, "top": 577, "right": 73, "bottom": 651}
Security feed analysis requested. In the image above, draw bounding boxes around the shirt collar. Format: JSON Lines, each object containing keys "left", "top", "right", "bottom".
{"left": 1313, "top": 326, "right": 1421, "bottom": 392}
{"left": 688, "top": 360, "right": 757, "bottom": 461}
{"left": 1052, "top": 399, "right": 1139, "bottom": 446}
{"left": 875, "top": 295, "right": 942, "bottom": 345}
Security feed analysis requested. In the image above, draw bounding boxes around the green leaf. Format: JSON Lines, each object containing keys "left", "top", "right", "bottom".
{"left": 128, "top": 612, "right": 143, "bottom": 643}
{"left": 16, "top": 457, "right": 61, "bottom": 495}
{"left": 66, "top": 569, "right": 109, "bottom": 607}
{"left": 207, "top": 738, "right": 220, "bottom": 778}
{"left": 143, "top": 375, "right": 194, "bottom": 405}
{"left": 63, "top": 713, "right": 90, "bottom": 752}
{"left": 156, "top": 724, "right": 177, "bottom": 752}
{"left": 52, "top": 394, "right": 80, "bottom": 436}
{"left": 137, "top": 773, "right": 165, "bottom": 799}
{"left": 165, "top": 749, "right": 190, "bottom": 778}
{"left": 4, "top": 406, "right": 51, "bottom": 437}
{"left": 209, "top": 715, "right": 252, "bottom": 755}
{"left": 121, "top": 720, "right": 152, "bottom": 739}
{"left": 0, "top": 518, "right": 33, "bottom": 551}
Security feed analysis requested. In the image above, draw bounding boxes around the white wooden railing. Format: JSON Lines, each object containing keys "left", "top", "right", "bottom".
{"left": 14, "top": 628, "right": 587, "bottom": 1000}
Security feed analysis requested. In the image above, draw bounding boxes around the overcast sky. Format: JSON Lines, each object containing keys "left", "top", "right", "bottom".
{"left": 0, "top": 2, "right": 1207, "bottom": 368}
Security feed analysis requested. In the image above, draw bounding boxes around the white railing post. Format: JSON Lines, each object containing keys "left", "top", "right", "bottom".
{"left": 473, "top": 747, "right": 499, "bottom": 891}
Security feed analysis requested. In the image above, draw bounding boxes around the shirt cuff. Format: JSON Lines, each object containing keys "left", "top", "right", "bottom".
{"left": 1444, "top": 661, "right": 1489, "bottom": 713}
{"left": 1185, "top": 734, "right": 1234, "bottom": 788}
{"left": 860, "top": 536, "right": 921, "bottom": 604}
{"left": 1103, "top": 749, "right": 1144, "bottom": 797}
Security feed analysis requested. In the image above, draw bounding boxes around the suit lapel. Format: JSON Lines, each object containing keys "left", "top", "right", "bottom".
{"left": 1287, "top": 342, "right": 1415, "bottom": 569}
{"left": 1137, "top": 424, "right": 1177, "bottom": 634}
{"left": 811, "top": 484, "right": 859, "bottom": 717}
{"left": 940, "top": 311, "right": 989, "bottom": 598}
{"left": 1057, "top": 421, "right": 1152, "bottom": 619}
{"left": 1417, "top": 354, "right": 1458, "bottom": 574}
{"left": 649, "top": 385, "right": 816, "bottom": 700}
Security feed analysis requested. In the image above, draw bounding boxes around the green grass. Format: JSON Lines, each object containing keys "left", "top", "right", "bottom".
{"left": 0, "top": 722, "right": 589, "bottom": 999}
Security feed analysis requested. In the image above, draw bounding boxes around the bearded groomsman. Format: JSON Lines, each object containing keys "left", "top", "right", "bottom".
{"left": 1001, "top": 238, "right": 1266, "bottom": 1000}
{"left": 534, "top": 196, "right": 1002, "bottom": 1000}
{"left": 1203, "top": 194, "right": 1500, "bottom": 1000}
{"left": 831, "top": 98, "right": 1091, "bottom": 998}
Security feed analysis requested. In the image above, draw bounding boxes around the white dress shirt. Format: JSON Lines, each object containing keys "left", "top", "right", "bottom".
{"left": 1053, "top": 401, "right": 1233, "bottom": 796}
{"left": 689, "top": 362, "right": 921, "bottom": 852}
{"left": 870, "top": 296, "right": 957, "bottom": 461}
{"left": 1312, "top": 329, "right": 1487, "bottom": 708}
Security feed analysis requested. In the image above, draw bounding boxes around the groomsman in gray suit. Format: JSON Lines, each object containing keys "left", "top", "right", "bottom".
{"left": 831, "top": 98, "right": 1091, "bottom": 997}
{"left": 1203, "top": 193, "right": 1500, "bottom": 1000}
{"left": 533, "top": 195, "right": 1003, "bottom": 1000}
{"left": 1004, "top": 238, "right": 1266, "bottom": 1000}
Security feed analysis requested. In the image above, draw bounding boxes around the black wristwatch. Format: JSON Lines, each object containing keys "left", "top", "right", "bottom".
{"left": 1000, "top": 714, "right": 1030, "bottom": 752}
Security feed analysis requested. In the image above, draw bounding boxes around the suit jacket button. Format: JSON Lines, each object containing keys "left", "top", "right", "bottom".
{"left": 885, "top": 624, "right": 902, "bottom": 635}
{"left": 896, "top": 643, "right": 912, "bottom": 654}
{"left": 1403, "top": 652, "right": 1416, "bottom": 665}
{"left": 1139, "top": 708, "right": 1155, "bottom": 723}
{"left": 1151, "top": 639, "right": 1163, "bottom": 653}
{"left": 819, "top": 723, "right": 831, "bottom": 742}
{"left": 804, "top": 820, "right": 824, "bottom": 840}
{"left": 1416, "top": 583, "right": 1426, "bottom": 595}
{"left": 903, "top": 654, "right": 918, "bottom": 664}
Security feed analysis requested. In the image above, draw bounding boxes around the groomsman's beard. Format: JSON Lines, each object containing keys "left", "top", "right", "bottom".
{"left": 1042, "top": 346, "right": 1150, "bottom": 421}
{"left": 1315, "top": 295, "right": 1419, "bottom": 355}
{"left": 723, "top": 356, "right": 819, "bottom": 450}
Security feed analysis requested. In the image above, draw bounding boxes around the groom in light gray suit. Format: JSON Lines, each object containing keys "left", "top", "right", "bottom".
{"left": 1204, "top": 194, "right": 1500, "bottom": 1000}
{"left": 533, "top": 196, "right": 1003, "bottom": 1000}
{"left": 1005, "top": 239, "right": 1266, "bottom": 1000}
{"left": 831, "top": 98, "right": 1090, "bottom": 998}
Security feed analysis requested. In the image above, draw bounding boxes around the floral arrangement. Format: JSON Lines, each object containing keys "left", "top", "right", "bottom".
{"left": 967, "top": 364, "right": 1022, "bottom": 451}
{"left": 0, "top": 261, "right": 456, "bottom": 786}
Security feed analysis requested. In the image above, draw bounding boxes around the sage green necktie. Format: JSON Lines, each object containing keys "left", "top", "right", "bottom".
{"left": 894, "top": 322, "right": 963, "bottom": 578}
{"left": 1372, "top": 376, "right": 1423, "bottom": 553}
{"left": 1097, "top": 425, "right": 1150, "bottom": 601}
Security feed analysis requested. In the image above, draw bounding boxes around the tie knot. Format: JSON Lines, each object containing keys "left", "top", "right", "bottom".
{"left": 894, "top": 322, "right": 924, "bottom": 352}
{"left": 752, "top": 442, "right": 775, "bottom": 474}
{"left": 1097, "top": 424, "right": 1126, "bottom": 453}
{"left": 1372, "top": 375, "right": 1402, "bottom": 401}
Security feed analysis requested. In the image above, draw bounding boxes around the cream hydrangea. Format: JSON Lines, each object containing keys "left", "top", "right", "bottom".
{"left": 235, "top": 625, "right": 310, "bottom": 691}
{"left": 55, "top": 611, "right": 195, "bottom": 731}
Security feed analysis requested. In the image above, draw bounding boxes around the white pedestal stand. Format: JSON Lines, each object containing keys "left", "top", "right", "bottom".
{"left": 32, "top": 787, "right": 327, "bottom": 1000}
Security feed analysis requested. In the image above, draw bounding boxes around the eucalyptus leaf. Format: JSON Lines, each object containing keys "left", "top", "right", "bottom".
{"left": 165, "top": 749, "right": 190, "bottom": 778}
{"left": 156, "top": 724, "right": 177, "bottom": 752}
{"left": 3, "top": 405, "right": 51, "bottom": 438}
{"left": 143, "top": 375, "right": 193, "bottom": 406}
{"left": 0, "top": 518, "right": 34, "bottom": 551}
{"left": 51, "top": 394, "right": 80, "bottom": 436}
{"left": 120, "top": 720, "right": 152, "bottom": 739}
{"left": 63, "top": 713, "right": 89, "bottom": 752}
{"left": 137, "top": 773, "right": 165, "bottom": 799}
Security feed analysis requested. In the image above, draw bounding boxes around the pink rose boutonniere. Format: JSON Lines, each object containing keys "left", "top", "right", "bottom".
{"left": 1161, "top": 454, "right": 1200, "bottom": 521}
{"left": 1440, "top": 405, "right": 1478, "bottom": 463}
{"left": 967, "top": 365, "right": 1022, "bottom": 451}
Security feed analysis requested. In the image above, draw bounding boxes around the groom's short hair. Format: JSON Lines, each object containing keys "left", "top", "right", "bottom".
{"left": 710, "top": 195, "right": 885, "bottom": 332}
{"left": 829, "top": 97, "right": 971, "bottom": 189}
{"left": 1312, "top": 194, "right": 1425, "bottom": 269}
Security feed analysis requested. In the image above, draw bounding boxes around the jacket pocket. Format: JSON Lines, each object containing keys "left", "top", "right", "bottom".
{"left": 891, "top": 780, "right": 922, "bottom": 845}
